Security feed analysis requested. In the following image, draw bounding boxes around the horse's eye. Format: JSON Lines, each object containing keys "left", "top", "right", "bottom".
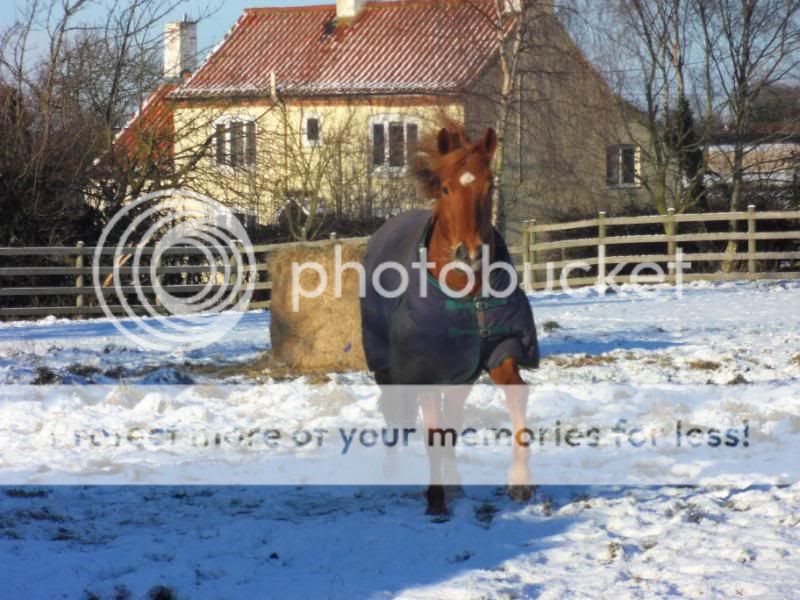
{"left": 442, "top": 186, "right": 449, "bottom": 195}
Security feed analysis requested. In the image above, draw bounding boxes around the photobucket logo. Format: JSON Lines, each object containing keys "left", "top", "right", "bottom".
{"left": 291, "top": 244, "right": 518, "bottom": 311}
{"left": 290, "top": 244, "right": 693, "bottom": 310}
{"left": 92, "top": 189, "right": 257, "bottom": 351}
{"left": 524, "top": 249, "right": 692, "bottom": 295}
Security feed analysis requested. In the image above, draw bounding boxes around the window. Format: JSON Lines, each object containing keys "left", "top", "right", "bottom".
{"left": 606, "top": 144, "right": 639, "bottom": 187}
{"left": 372, "top": 124, "right": 386, "bottom": 167}
{"left": 370, "top": 116, "right": 419, "bottom": 171}
{"left": 214, "top": 117, "right": 256, "bottom": 168}
{"left": 303, "top": 115, "right": 322, "bottom": 146}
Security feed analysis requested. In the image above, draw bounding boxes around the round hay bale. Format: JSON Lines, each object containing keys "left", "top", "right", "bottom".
{"left": 268, "top": 239, "right": 368, "bottom": 373}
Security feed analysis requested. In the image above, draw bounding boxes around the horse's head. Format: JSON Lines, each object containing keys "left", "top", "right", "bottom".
{"left": 415, "top": 121, "right": 497, "bottom": 270}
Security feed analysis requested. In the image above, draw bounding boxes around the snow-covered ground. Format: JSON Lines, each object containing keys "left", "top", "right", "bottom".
{"left": 1, "top": 281, "right": 800, "bottom": 598}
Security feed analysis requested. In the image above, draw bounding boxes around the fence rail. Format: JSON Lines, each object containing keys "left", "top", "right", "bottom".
{"left": 521, "top": 205, "right": 800, "bottom": 291}
{"left": 2, "top": 206, "right": 800, "bottom": 319}
{"left": 0, "top": 234, "right": 367, "bottom": 319}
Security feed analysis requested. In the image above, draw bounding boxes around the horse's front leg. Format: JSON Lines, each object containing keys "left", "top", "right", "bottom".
{"left": 419, "top": 390, "right": 448, "bottom": 515}
{"left": 442, "top": 386, "right": 469, "bottom": 499}
{"left": 489, "top": 358, "right": 533, "bottom": 502}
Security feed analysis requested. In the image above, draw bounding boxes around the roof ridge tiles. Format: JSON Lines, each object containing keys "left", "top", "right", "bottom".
{"left": 243, "top": 5, "right": 335, "bottom": 14}
{"left": 243, "top": 0, "right": 480, "bottom": 15}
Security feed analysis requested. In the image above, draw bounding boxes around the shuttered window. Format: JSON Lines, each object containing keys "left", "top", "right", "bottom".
{"left": 388, "top": 123, "right": 405, "bottom": 167}
{"left": 230, "top": 121, "right": 244, "bottom": 167}
{"left": 372, "top": 123, "right": 385, "bottom": 167}
{"left": 245, "top": 121, "right": 256, "bottom": 165}
{"left": 215, "top": 124, "right": 228, "bottom": 166}
{"left": 214, "top": 119, "right": 257, "bottom": 169}
{"left": 371, "top": 118, "right": 420, "bottom": 171}
{"left": 406, "top": 123, "right": 418, "bottom": 164}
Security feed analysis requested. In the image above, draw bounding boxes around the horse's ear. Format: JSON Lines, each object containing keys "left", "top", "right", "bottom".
{"left": 480, "top": 127, "right": 497, "bottom": 159}
{"left": 437, "top": 127, "right": 466, "bottom": 155}
{"left": 437, "top": 127, "right": 452, "bottom": 155}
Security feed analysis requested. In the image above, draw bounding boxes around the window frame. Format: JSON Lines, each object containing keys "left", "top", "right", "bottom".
{"left": 369, "top": 114, "right": 421, "bottom": 175}
{"left": 212, "top": 115, "right": 257, "bottom": 171}
{"left": 606, "top": 143, "right": 641, "bottom": 188}
{"left": 302, "top": 113, "right": 323, "bottom": 147}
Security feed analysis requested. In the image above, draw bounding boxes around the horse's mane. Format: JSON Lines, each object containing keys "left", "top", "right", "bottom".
{"left": 413, "top": 115, "right": 469, "bottom": 197}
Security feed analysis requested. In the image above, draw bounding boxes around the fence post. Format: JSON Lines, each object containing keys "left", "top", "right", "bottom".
{"left": 330, "top": 232, "right": 338, "bottom": 241}
{"left": 237, "top": 240, "right": 246, "bottom": 308}
{"left": 747, "top": 204, "right": 756, "bottom": 278}
{"left": 522, "top": 220, "right": 532, "bottom": 291}
{"left": 182, "top": 254, "right": 188, "bottom": 286}
{"left": 154, "top": 253, "right": 162, "bottom": 309}
{"left": 75, "top": 241, "right": 85, "bottom": 313}
{"left": 530, "top": 220, "right": 538, "bottom": 290}
{"left": 666, "top": 207, "right": 677, "bottom": 282}
{"left": 227, "top": 241, "right": 239, "bottom": 308}
{"left": 597, "top": 211, "right": 606, "bottom": 286}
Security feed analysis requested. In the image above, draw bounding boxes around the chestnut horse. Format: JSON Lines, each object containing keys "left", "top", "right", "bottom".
{"left": 360, "top": 119, "right": 539, "bottom": 516}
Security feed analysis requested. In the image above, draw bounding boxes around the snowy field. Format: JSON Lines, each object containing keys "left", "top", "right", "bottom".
{"left": 1, "top": 281, "right": 800, "bottom": 598}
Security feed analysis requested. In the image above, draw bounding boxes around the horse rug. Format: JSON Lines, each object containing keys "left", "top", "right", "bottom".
{"left": 360, "top": 209, "right": 539, "bottom": 385}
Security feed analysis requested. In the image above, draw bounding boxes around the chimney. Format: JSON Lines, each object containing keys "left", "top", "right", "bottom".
{"left": 504, "top": 0, "right": 553, "bottom": 14}
{"left": 336, "top": 0, "right": 366, "bottom": 23}
{"left": 164, "top": 15, "right": 197, "bottom": 80}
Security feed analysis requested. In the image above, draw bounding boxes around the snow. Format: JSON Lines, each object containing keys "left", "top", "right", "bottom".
{"left": 1, "top": 280, "right": 800, "bottom": 597}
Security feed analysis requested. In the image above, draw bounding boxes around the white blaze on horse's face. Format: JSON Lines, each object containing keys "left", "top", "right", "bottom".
{"left": 459, "top": 171, "right": 476, "bottom": 186}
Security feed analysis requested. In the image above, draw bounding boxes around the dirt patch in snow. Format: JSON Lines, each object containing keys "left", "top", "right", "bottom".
{"left": 687, "top": 359, "right": 722, "bottom": 371}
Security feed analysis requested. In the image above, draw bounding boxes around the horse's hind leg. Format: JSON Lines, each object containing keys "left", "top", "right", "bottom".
{"left": 376, "top": 370, "right": 417, "bottom": 429}
{"left": 374, "top": 370, "right": 418, "bottom": 478}
{"left": 489, "top": 359, "right": 533, "bottom": 502}
{"left": 419, "top": 389, "right": 448, "bottom": 516}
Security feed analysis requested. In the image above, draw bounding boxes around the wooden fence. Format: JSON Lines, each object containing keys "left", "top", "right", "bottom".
{"left": 0, "top": 234, "right": 365, "bottom": 319}
{"left": 520, "top": 205, "right": 800, "bottom": 290}
{"left": 1, "top": 206, "right": 799, "bottom": 319}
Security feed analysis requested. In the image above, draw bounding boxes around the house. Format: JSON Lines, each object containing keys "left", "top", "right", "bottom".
{"left": 117, "top": 0, "right": 650, "bottom": 238}
{"left": 703, "top": 121, "right": 800, "bottom": 211}
{"left": 708, "top": 126, "right": 800, "bottom": 188}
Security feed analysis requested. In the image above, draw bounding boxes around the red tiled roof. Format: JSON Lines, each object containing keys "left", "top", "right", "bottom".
{"left": 112, "top": 83, "right": 176, "bottom": 169}
{"left": 174, "top": 0, "right": 505, "bottom": 98}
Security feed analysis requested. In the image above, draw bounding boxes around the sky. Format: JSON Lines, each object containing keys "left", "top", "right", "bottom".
{"left": 0, "top": 0, "right": 323, "bottom": 64}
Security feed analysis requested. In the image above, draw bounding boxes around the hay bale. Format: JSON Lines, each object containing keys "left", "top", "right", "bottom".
{"left": 268, "top": 239, "right": 368, "bottom": 373}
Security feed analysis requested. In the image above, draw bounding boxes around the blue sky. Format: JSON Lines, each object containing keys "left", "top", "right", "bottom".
{"left": 0, "top": 0, "right": 324, "bottom": 61}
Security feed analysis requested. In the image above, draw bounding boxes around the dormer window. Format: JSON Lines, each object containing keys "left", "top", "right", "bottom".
{"left": 214, "top": 116, "right": 256, "bottom": 168}
{"left": 370, "top": 115, "right": 419, "bottom": 172}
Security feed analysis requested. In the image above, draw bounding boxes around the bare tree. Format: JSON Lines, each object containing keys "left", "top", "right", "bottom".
{"left": 0, "top": 0, "right": 203, "bottom": 246}
{"left": 699, "top": 0, "right": 800, "bottom": 211}
{"left": 565, "top": 0, "right": 800, "bottom": 224}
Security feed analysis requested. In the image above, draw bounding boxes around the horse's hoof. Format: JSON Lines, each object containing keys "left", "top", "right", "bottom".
{"left": 426, "top": 503, "right": 449, "bottom": 518}
{"left": 506, "top": 484, "right": 533, "bottom": 503}
{"left": 426, "top": 486, "right": 448, "bottom": 516}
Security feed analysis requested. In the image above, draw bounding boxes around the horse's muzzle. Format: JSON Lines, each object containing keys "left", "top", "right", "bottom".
{"left": 454, "top": 243, "right": 484, "bottom": 272}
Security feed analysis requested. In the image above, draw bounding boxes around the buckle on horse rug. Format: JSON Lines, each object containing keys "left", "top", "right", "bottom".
{"left": 448, "top": 325, "right": 512, "bottom": 338}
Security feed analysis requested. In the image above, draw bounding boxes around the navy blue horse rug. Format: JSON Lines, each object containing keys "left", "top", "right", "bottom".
{"left": 360, "top": 209, "right": 539, "bottom": 385}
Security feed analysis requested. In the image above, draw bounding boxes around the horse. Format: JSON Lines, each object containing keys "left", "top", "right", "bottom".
{"left": 360, "top": 118, "right": 540, "bottom": 516}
